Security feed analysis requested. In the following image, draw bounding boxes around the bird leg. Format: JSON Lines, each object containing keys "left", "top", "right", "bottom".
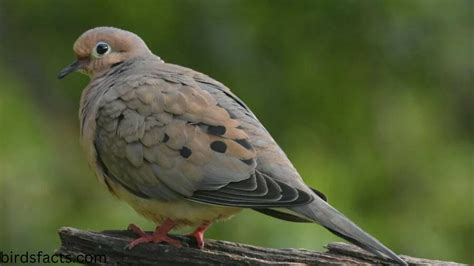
{"left": 126, "top": 218, "right": 181, "bottom": 249}
{"left": 187, "top": 220, "right": 211, "bottom": 249}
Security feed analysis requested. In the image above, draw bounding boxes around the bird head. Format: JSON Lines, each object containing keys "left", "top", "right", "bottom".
{"left": 58, "top": 27, "right": 152, "bottom": 79}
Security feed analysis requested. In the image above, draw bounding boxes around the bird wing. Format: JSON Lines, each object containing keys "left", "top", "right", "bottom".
{"left": 93, "top": 61, "right": 313, "bottom": 207}
{"left": 189, "top": 68, "right": 407, "bottom": 265}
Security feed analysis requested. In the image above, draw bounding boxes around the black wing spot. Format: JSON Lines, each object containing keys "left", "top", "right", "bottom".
{"left": 208, "top": 125, "right": 226, "bottom": 136}
{"left": 210, "top": 141, "right": 227, "bottom": 153}
{"left": 179, "top": 146, "right": 192, "bottom": 158}
{"left": 234, "top": 139, "right": 252, "bottom": 150}
{"left": 162, "top": 133, "right": 170, "bottom": 143}
{"left": 118, "top": 113, "right": 125, "bottom": 122}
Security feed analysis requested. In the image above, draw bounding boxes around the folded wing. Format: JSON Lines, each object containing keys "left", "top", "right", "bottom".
{"left": 94, "top": 62, "right": 313, "bottom": 207}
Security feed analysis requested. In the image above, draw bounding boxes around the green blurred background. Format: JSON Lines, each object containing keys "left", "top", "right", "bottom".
{"left": 0, "top": 0, "right": 472, "bottom": 264}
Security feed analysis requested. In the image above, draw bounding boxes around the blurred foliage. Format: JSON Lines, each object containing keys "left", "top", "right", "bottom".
{"left": 0, "top": 0, "right": 472, "bottom": 264}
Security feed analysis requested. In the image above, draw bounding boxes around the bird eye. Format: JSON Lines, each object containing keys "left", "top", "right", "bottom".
{"left": 92, "top": 42, "right": 111, "bottom": 58}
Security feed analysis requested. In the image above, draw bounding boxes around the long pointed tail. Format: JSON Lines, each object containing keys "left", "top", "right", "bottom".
{"left": 291, "top": 198, "right": 408, "bottom": 265}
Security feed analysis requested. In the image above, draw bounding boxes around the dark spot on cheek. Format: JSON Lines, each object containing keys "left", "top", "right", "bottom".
{"left": 162, "top": 133, "right": 170, "bottom": 143}
{"left": 180, "top": 146, "right": 192, "bottom": 158}
{"left": 208, "top": 125, "right": 226, "bottom": 136}
{"left": 210, "top": 141, "right": 227, "bottom": 153}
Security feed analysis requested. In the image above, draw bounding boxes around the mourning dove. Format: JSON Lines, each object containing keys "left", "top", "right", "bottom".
{"left": 58, "top": 27, "right": 407, "bottom": 265}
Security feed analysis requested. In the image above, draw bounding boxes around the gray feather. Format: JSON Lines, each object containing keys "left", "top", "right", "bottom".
{"left": 291, "top": 198, "right": 408, "bottom": 265}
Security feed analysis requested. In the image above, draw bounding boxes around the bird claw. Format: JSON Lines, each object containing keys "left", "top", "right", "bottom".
{"left": 126, "top": 233, "right": 182, "bottom": 249}
{"left": 186, "top": 221, "right": 211, "bottom": 249}
{"left": 186, "top": 231, "right": 205, "bottom": 249}
{"left": 127, "top": 223, "right": 146, "bottom": 237}
{"left": 126, "top": 219, "right": 182, "bottom": 249}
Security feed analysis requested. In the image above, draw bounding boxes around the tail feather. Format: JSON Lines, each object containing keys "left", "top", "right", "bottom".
{"left": 291, "top": 198, "right": 407, "bottom": 265}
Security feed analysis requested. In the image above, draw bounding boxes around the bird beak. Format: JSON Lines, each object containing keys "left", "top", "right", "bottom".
{"left": 57, "top": 59, "right": 87, "bottom": 79}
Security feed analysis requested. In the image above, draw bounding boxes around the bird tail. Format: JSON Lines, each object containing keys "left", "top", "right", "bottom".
{"left": 291, "top": 198, "right": 407, "bottom": 265}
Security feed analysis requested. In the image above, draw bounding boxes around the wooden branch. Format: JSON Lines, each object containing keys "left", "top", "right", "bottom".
{"left": 56, "top": 227, "right": 464, "bottom": 265}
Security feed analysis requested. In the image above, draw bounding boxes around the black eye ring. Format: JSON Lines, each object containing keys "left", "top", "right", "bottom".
{"left": 94, "top": 42, "right": 110, "bottom": 57}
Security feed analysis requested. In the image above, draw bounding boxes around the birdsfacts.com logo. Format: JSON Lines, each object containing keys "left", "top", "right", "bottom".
{"left": 0, "top": 250, "right": 107, "bottom": 264}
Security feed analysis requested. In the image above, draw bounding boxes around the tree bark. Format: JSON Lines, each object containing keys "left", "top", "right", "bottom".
{"left": 55, "top": 227, "right": 464, "bottom": 265}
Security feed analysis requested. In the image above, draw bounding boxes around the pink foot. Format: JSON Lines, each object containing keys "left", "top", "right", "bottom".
{"left": 127, "top": 233, "right": 182, "bottom": 249}
{"left": 187, "top": 221, "right": 211, "bottom": 249}
{"left": 126, "top": 219, "right": 181, "bottom": 249}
